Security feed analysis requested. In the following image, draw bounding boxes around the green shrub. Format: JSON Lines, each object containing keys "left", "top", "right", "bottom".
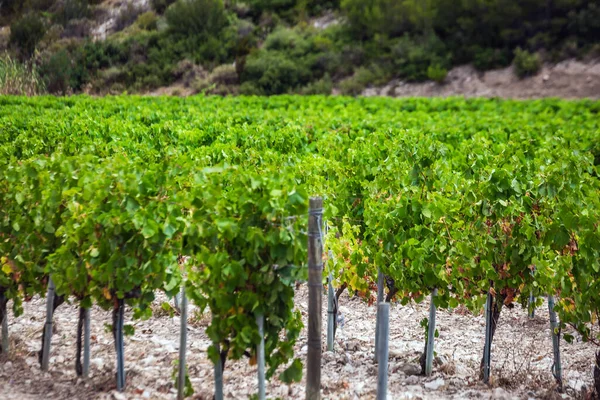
{"left": 151, "top": 0, "right": 177, "bottom": 13}
{"left": 427, "top": 64, "right": 447, "bottom": 83}
{"left": 341, "top": 0, "right": 423, "bottom": 38}
{"left": 391, "top": 34, "right": 449, "bottom": 81}
{"left": 264, "top": 27, "right": 311, "bottom": 55}
{"left": 136, "top": 11, "right": 159, "bottom": 31}
{"left": 115, "top": 1, "right": 144, "bottom": 31}
{"left": 299, "top": 74, "right": 332, "bottom": 95}
{"left": 10, "top": 13, "right": 46, "bottom": 58}
{"left": 338, "top": 66, "right": 383, "bottom": 96}
{"left": 242, "top": 50, "right": 310, "bottom": 94}
{"left": 209, "top": 64, "right": 238, "bottom": 85}
{"left": 0, "top": 53, "right": 45, "bottom": 95}
{"left": 40, "top": 49, "right": 73, "bottom": 94}
{"left": 471, "top": 47, "right": 511, "bottom": 71}
{"left": 166, "top": 0, "right": 228, "bottom": 38}
{"left": 53, "top": 0, "right": 90, "bottom": 26}
{"left": 239, "top": 81, "right": 264, "bottom": 95}
{"left": 513, "top": 47, "right": 541, "bottom": 78}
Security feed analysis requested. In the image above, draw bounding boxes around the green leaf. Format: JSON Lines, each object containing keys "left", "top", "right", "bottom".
{"left": 421, "top": 207, "right": 432, "bottom": 219}
{"left": 279, "top": 358, "right": 303, "bottom": 383}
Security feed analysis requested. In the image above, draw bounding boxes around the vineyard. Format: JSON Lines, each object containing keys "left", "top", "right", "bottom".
{"left": 0, "top": 95, "right": 599, "bottom": 399}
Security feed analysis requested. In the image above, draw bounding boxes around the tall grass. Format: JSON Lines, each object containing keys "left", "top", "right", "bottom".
{"left": 0, "top": 53, "right": 45, "bottom": 95}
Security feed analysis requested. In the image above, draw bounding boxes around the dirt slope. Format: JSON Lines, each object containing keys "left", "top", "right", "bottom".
{"left": 361, "top": 60, "right": 600, "bottom": 100}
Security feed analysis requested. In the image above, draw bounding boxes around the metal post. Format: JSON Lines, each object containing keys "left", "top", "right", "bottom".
{"left": 214, "top": 343, "right": 224, "bottom": 400}
{"left": 375, "top": 268, "right": 384, "bottom": 362}
{"left": 306, "top": 197, "right": 323, "bottom": 400}
{"left": 256, "top": 314, "right": 266, "bottom": 400}
{"left": 116, "top": 300, "right": 125, "bottom": 392}
{"left": 178, "top": 285, "right": 188, "bottom": 399}
{"left": 327, "top": 272, "right": 335, "bottom": 352}
{"left": 483, "top": 291, "right": 493, "bottom": 384}
{"left": 548, "top": 295, "right": 563, "bottom": 391}
{"left": 41, "top": 278, "right": 56, "bottom": 371}
{"left": 528, "top": 291, "right": 535, "bottom": 318}
{"left": 1, "top": 294, "right": 8, "bottom": 354}
{"left": 83, "top": 308, "right": 90, "bottom": 378}
{"left": 425, "top": 288, "right": 437, "bottom": 376}
{"left": 528, "top": 269, "right": 536, "bottom": 318}
{"left": 376, "top": 303, "right": 390, "bottom": 400}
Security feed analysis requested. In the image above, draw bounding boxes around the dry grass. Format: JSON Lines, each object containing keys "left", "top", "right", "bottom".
{"left": 0, "top": 53, "right": 45, "bottom": 95}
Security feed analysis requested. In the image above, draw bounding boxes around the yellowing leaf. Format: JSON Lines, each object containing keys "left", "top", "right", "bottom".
{"left": 1, "top": 263, "right": 12, "bottom": 275}
{"left": 103, "top": 287, "right": 112, "bottom": 300}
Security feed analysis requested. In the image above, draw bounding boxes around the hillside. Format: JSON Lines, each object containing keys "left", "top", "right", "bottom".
{"left": 0, "top": 0, "right": 599, "bottom": 97}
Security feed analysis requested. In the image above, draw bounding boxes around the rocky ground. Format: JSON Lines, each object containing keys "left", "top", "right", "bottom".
{"left": 0, "top": 286, "right": 596, "bottom": 400}
{"left": 360, "top": 60, "right": 600, "bottom": 100}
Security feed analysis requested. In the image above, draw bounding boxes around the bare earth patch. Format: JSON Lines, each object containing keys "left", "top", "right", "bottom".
{"left": 0, "top": 286, "right": 595, "bottom": 399}
{"left": 360, "top": 61, "right": 600, "bottom": 100}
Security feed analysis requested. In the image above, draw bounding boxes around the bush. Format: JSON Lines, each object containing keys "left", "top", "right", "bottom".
{"left": 239, "top": 81, "right": 264, "bottom": 95}
{"left": 10, "top": 13, "right": 46, "bottom": 58}
{"left": 0, "top": 53, "right": 45, "bottom": 95}
{"left": 136, "top": 11, "right": 159, "bottom": 31}
{"left": 115, "top": 1, "right": 144, "bottom": 31}
{"left": 341, "top": 0, "right": 421, "bottom": 38}
{"left": 472, "top": 47, "right": 511, "bottom": 71}
{"left": 340, "top": 67, "right": 375, "bottom": 96}
{"left": 166, "top": 0, "right": 228, "bottom": 38}
{"left": 151, "top": 0, "right": 177, "bottom": 13}
{"left": 40, "top": 49, "right": 72, "bottom": 94}
{"left": 338, "top": 66, "right": 385, "bottom": 96}
{"left": 427, "top": 64, "right": 447, "bottom": 83}
{"left": 53, "top": 0, "right": 90, "bottom": 26}
{"left": 242, "top": 51, "right": 310, "bottom": 95}
{"left": 513, "top": 48, "right": 541, "bottom": 78}
{"left": 209, "top": 64, "right": 238, "bottom": 85}
{"left": 299, "top": 74, "right": 332, "bottom": 95}
{"left": 391, "top": 34, "right": 449, "bottom": 81}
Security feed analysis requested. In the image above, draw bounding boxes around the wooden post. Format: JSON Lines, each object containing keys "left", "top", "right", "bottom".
{"left": 41, "top": 278, "right": 56, "bottom": 371}
{"left": 482, "top": 291, "right": 493, "bottom": 384}
{"left": 256, "top": 314, "right": 266, "bottom": 400}
{"left": 548, "top": 295, "right": 563, "bottom": 392}
{"left": 376, "top": 303, "right": 390, "bottom": 400}
{"left": 306, "top": 197, "right": 323, "bottom": 400}
{"left": 177, "top": 284, "right": 188, "bottom": 400}
{"left": 83, "top": 308, "right": 90, "bottom": 378}
{"left": 425, "top": 288, "right": 437, "bottom": 376}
